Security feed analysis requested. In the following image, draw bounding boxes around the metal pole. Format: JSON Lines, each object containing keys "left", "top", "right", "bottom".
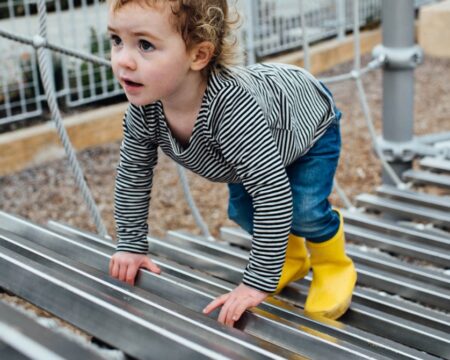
{"left": 300, "top": 0, "right": 310, "bottom": 71}
{"left": 380, "top": 0, "right": 417, "bottom": 185}
{"left": 244, "top": 0, "right": 256, "bottom": 65}
{"left": 337, "top": 0, "right": 346, "bottom": 41}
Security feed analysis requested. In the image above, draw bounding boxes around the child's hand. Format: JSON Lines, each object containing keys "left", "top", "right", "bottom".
{"left": 109, "top": 252, "right": 161, "bottom": 286}
{"left": 202, "top": 283, "right": 268, "bottom": 327}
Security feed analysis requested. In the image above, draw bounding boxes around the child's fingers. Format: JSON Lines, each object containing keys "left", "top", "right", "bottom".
{"left": 144, "top": 258, "right": 161, "bottom": 274}
{"left": 118, "top": 263, "right": 128, "bottom": 282}
{"left": 126, "top": 265, "right": 138, "bottom": 285}
{"left": 111, "top": 260, "right": 120, "bottom": 278}
{"left": 109, "top": 258, "right": 114, "bottom": 276}
{"left": 202, "top": 293, "right": 229, "bottom": 315}
{"left": 218, "top": 297, "right": 235, "bottom": 325}
{"left": 230, "top": 300, "right": 251, "bottom": 325}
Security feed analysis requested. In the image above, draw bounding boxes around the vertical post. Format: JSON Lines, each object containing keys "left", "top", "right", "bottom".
{"left": 337, "top": 0, "right": 346, "bottom": 41}
{"left": 244, "top": 0, "right": 256, "bottom": 65}
{"left": 300, "top": 0, "right": 310, "bottom": 71}
{"left": 380, "top": 0, "right": 417, "bottom": 185}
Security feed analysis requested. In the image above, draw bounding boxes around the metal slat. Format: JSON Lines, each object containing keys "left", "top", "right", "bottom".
{"left": 170, "top": 230, "right": 450, "bottom": 309}
{"left": 344, "top": 223, "right": 450, "bottom": 267}
{"left": 0, "top": 246, "right": 217, "bottom": 360}
{"left": 169, "top": 230, "right": 450, "bottom": 291}
{"left": 157, "top": 232, "right": 449, "bottom": 358}
{"left": 0, "top": 341, "right": 30, "bottom": 360}
{"left": 0, "top": 218, "right": 381, "bottom": 359}
{"left": 403, "top": 169, "right": 450, "bottom": 189}
{"left": 0, "top": 232, "right": 370, "bottom": 360}
{"left": 355, "top": 193, "right": 450, "bottom": 227}
{"left": 341, "top": 209, "right": 450, "bottom": 251}
{"left": 219, "top": 227, "right": 450, "bottom": 332}
{"left": 375, "top": 185, "right": 450, "bottom": 212}
{"left": 0, "top": 301, "right": 103, "bottom": 360}
{"left": 3, "top": 214, "right": 450, "bottom": 358}
{"left": 0, "top": 233, "right": 294, "bottom": 360}
{"left": 420, "top": 157, "right": 450, "bottom": 173}
{"left": 45, "top": 222, "right": 445, "bottom": 360}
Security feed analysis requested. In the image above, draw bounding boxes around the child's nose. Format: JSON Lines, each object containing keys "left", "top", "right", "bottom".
{"left": 117, "top": 50, "right": 137, "bottom": 70}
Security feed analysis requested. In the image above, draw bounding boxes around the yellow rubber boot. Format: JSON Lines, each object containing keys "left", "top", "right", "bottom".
{"left": 304, "top": 210, "right": 357, "bottom": 319}
{"left": 274, "top": 234, "right": 310, "bottom": 294}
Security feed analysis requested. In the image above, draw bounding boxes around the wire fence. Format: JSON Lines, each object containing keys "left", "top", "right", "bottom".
{"left": 0, "top": 0, "right": 440, "bottom": 128}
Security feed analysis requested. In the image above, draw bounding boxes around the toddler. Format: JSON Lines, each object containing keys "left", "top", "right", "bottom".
{"left": 107, "top": 0, "right": 357, "bottom": 327}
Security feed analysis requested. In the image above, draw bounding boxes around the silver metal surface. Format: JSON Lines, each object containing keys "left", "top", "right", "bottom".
{"left": 0, "top": 216, "right": 381, "bottom": 360}
{"left": 341, "top": 209, "right": 450, "bottom": 251}
{"left": 344, "top": 223, "right": 450, "bottom": 267}
{"left": 47, "top": 221, "right": 446, "bottom": 359}
{"left": 54, "top": 221, "right": 450, "bottom": 335}
{"left": 420, "top": 157, "right": 450, "bottom": 173}
{"left": 0, "top": 301, "right": 103, "bottom": 360}
{"left": 375, "top": 185, "right": 450, "bottom": 212}
{"left": 403, "top": 170, "right": 450, "bottom": 189}
{"left": 356, "top": 193, "right": 450, "bottom": 227}
{"left": 0, "top": 232, "right": 304, "bottom": 360}
{"left": 158, "top": 230, "right": 449, "bottom": 358}
{"left": 2, "top": 211, "right": 450, "bottom": 358}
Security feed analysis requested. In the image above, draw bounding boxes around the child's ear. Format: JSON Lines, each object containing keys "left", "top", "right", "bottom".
{"left": 190, "top": 42, "right": 215, "bottom": 71}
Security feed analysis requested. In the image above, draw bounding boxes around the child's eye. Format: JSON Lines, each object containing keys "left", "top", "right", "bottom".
{"left": 139, "top": 40, "right": 155, "bottom": 52}
{"left": 110, "top": 34, "right": 122, "bottom": 47}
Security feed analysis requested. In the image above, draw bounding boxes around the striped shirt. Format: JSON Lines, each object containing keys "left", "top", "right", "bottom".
{"left": 114, "top": 63, "right": 336, "bottom": 292}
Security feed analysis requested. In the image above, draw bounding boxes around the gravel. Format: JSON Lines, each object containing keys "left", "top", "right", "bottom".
{"left": 0, "top": 54, "right": 449, "bottom": 344}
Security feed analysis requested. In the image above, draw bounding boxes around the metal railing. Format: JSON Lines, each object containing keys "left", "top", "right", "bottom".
{"left": 0, "top": 0, "right": 440, "bottom": 127}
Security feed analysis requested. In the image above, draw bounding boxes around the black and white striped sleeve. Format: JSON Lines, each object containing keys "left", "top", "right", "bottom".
{"left": 217, "top": 87, "right": 293, "bottom": 293}
{"left": 114, "top": 104, "right": 158, "bottom": 253}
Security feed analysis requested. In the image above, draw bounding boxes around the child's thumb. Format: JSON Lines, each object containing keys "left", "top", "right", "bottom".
{"left": 144, "top": 258, "right": 161, "bottom": 274}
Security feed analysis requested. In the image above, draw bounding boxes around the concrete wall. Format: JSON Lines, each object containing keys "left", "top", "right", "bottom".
{"left": 418, "top": 0, "right": 450, "bottom": 58}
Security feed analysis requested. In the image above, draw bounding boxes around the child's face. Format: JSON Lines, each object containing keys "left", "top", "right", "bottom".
{"left": 108, "top": 2, "right": 194, "bottom": 106}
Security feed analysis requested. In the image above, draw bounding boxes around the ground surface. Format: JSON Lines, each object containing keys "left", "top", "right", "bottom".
{"left": 0, "top": 54, "right": 449, "bottom": 352}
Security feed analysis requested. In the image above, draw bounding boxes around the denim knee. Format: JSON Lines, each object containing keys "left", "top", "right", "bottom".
{"left": 291, "top": 205, "right": 340, "bottom": 242}
{"left": 227, "top": 183, "right": 254, "bottom": 235}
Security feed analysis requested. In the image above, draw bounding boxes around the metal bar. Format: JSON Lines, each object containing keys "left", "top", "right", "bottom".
{"left": 341, "top": 209, "right": 450, "bottom": 251}
{"left": 0, "top": 301, "right": 103, "bottom": 360}
{"left": 0, "top": 232, "right": 294, "bottom": 360}
{"left": 375, "top": 185, "right": 450, "bottom": 212}
{"left": 356, "top": 193, "right": 450, "bottom": 227}
{"left": 416, "top": 131, "right": 450, "bottom": 145}
{"left": 0, "top": 228, "right": 376, "bottom": 359}
{"left": 420, "top": 157, "right": 450, "bottom": 173}
{"left": 214, "top": 229, "right": 450, "bottom": 310}
{"left": 154, "top": 233, "right": 450, "bottom": 348}
{"left": 156, "top": 232, "right": 449, "bottom": 358}
{"left": 169, "top": 231, "right": 450, "bottom": 291}
{"left": 44, "top": 223, "right": 445, "bottom": 360}
{"left": 2, "top": 212, "right": 449, "bottom": 357}
{"left": 380, "top": 0, "right": 416, "bottom": 183}
{"left": 344, "top": 223, "right": 450, "bottom": 267}
{"left": 403, "top": 170, "right": 450, "bottom": 189}
{"left": 52, "top": 220, "right": 450, "bottom": 337}
{"left": 0, "top": 246, "right": 217, "bottom": 360}
{"left": 347, "top": 244, "right": 449, "bottom": 290}
{"left": 54, "top": 218, "right": 450, "bottom": 358}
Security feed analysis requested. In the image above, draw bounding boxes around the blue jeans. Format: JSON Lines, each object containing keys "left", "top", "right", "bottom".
{"left": 228, "top": 89, "right": 342, "bottom": 243}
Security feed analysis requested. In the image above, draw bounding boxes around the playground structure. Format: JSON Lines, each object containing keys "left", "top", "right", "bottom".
{"left": 0, "top": 0, "right": 449, "bottom": 358}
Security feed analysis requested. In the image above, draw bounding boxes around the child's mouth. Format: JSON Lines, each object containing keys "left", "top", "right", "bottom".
{"left": 123, "top": 79, "right": 143, "bottom": 87}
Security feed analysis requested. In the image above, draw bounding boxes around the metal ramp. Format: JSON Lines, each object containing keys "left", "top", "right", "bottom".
{"left": 0, "top": 207, "right": 449, "bottom": 359}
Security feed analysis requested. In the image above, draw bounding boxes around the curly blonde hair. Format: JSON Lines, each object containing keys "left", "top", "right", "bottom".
{"left": 109, "top": 0, "right": 241, "bottom": 74}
